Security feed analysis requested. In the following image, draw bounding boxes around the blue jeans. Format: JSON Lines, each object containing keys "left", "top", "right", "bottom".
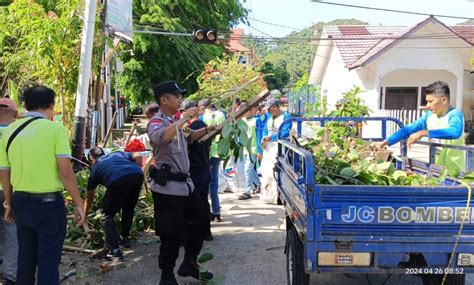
{"left": 209, "top": 157, "right": 221, "bottom": 215}
{"left": 244, "top": 153, "right": 261, "bottom": 194}
{"left": 13, "top": 192, "right": 67, "bottom": 285}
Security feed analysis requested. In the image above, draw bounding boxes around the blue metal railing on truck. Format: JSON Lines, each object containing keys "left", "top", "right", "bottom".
{"left": 276, "top": 117, "right": 474, "bottom": 277}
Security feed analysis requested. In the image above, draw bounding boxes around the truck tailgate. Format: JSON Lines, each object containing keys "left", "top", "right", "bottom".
{"left": 315, "top": 185, "right": 474, "bottom": 241}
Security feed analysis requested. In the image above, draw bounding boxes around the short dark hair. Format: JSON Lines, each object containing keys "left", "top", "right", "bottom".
{"left": 426, "top": 81, "right": 450, "bottom": 100}
{"left": 144, "top": 103, "right": 159, "bottom": 117}
{"left": 198, "top": 99, "right": 210, "bottom": 108}
{"left": 88, "top": 147, "right": 105, "bottom": 161}
{"left": 23, "top": 85, "right": 55, "bottom": 111}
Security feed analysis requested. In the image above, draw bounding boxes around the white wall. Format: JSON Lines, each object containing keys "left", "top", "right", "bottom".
{"left": 320, "top": 48, "right": 373, "bottom": 111}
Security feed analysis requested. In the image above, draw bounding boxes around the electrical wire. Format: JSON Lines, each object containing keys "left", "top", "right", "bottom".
{"left": 247, "top": 16, "right": 303, "bottom": 31}
{"left": 117, "top": 29, "right": 473, "bottom": 49}
{"left": 311, "top": 1, "right": 474, "bottom": 20}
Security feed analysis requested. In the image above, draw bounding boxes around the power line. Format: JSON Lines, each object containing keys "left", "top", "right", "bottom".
{"left": 229, "top": 33, "right": 473, "bottom": 42}
{"left": 113, "top": 28, "right": 473, "bottom": 48}
{"left": 247, "top": 17, "right": 304, "bottom": 31}
{"left": 311, "top": 1, "right": 474, "bottom": 20}
{"left": 244, "top": 23, "right": 275, "bottom": 38}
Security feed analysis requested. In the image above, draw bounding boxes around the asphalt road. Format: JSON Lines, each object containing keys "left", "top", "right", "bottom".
{"left": 60, "top": 192, "right": 473, "bottom": 285}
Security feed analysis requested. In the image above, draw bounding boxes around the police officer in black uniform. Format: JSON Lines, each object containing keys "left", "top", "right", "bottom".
{"left": 147, "top": 81, "right": 213, "bottom": 285}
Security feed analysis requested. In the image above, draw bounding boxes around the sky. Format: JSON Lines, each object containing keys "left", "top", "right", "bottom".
{"left": 237, "top": 0, "right": 474, "bottom": 37}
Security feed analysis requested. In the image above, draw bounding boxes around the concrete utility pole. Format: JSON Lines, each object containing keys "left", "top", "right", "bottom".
{"left": 72, "top": 0, "right": 98, "bottom": 163}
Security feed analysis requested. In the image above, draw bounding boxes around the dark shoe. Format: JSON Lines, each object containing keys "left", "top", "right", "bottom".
{"left": 211, "top": 213, "right": 221, "bottom": 222}
{"left": 204, "top": 232, "right": 214, "bottom": 241}
{"left": 178, "top": 262, "right": 213, "bottom": 281}
{"left": 253, "top": 187, "right": 261, "bottom": 194}
{"left": 159, "top": 278, "right": 178, "bottom": 285}
{"left": 5, "top": 278, "right": 15, "bottom": 285}
{"left": 102, "top": 247, "right": 124, "bottom": 261}
{"left": 119, "top": 235, "right": 131, "bottom": 248}
{"left": 239, "top": 193, "right": 251, "bottom": 200}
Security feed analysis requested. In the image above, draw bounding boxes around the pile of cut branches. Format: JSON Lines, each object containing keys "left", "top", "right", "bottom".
{"left": 298, "top": 126, "right": 447, "bottom": 186}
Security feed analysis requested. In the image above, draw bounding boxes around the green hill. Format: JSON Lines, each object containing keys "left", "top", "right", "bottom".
{"left": 244, "top": 19, "right": 368, "bottom": 87}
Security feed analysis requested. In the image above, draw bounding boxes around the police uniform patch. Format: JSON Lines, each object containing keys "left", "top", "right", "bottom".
{"left": 150, "top": 118, "right": 164, "bottom": 125}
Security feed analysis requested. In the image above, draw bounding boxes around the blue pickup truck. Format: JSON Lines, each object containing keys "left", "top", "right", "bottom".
{"left": 276, "top": 117, "right": 474, "bottom": 285}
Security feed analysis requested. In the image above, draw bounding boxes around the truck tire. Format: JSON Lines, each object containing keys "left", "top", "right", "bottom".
{"left": 286, "top": 227, "right": 310, "bottom": 285}
{"left": 422, "top": 274, "right": 465, "bottom": 285}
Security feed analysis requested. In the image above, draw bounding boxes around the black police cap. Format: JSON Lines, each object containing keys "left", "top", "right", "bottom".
{"left": 153, "top": 81, "right": 187, "bottom": 100}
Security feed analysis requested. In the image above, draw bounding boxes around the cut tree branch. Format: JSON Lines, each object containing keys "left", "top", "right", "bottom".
{"left": 199, "top": 88, "right": 270, "bottom": 143}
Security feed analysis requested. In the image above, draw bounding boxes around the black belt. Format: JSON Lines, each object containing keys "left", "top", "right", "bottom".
{"left": 150, "top": 166, "right": 189, "bottom": 186}
{"left": 14, "top": 191, "right": 63, "bottom": 198}
{"left": 164, "top": 171, "right": 188, "bottom": 182}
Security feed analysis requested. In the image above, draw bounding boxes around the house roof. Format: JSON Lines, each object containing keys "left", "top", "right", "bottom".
{"left": 324, "top": 25, "right": 406, "bottom": 68}
{"left": 451, "top": 26, "right": 474, "bottom": 44}
{"left": 227, "top": 28, "right": 252, "bottom": 53}
{"left": 323, "top": 17, "right": 473, "bottom": 70}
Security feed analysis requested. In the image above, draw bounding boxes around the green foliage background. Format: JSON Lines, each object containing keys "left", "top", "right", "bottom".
{"left": 0, "top": 0, "right": 84, "bottom": 131}
{"left": 118, "top": 0, "right": 248, "bottom": 106}
{"left": 187, "top": 54, "right": 266, "bottom": 107}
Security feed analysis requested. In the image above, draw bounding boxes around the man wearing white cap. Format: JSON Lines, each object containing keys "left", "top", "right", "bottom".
{"left": 259, "top": 98, "right": 291, "bottom": 204}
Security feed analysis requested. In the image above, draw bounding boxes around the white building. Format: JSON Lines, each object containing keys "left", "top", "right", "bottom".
{"left": 308, "top": 16, "right": 474, "bottom": 121}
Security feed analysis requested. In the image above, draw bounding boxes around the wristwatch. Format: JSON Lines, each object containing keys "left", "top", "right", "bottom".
{"left": 2, "top": 201, "right": 11, "bottom": 209}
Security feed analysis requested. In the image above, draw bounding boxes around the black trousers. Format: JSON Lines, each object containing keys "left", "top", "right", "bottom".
{"left": 152, "top": 189, "right": 209, "bottom": 278}
{"left": 190, "top": 166, "right": 211, "bottom": 232}
{"left": 101, "top": 174, "right": 144, "bottom": 249}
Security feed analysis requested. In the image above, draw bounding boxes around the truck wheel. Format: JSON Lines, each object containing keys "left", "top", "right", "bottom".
{"left": 422, "top": 274, "right": 465, "bottom": 285}
{"left": 286, "top": 227, "right": 310, "bottom": 285}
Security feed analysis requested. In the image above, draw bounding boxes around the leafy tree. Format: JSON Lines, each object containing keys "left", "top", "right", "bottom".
{"left": 117, "top": 0, "right": 248, "bottom": 105}
{"left": 259, "top": 61, "right": 289, "bottom": 92}
{"left": 0, "top": 0, "right": 11, "bottom": 6}
{"left": 0, "top": 0, "right": 84, "bottom": 131}
{"left": 187, "top": 54, "right": 266, "bottom": 108}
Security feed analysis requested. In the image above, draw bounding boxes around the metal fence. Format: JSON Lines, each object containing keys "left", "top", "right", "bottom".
{"left": 377, "top": 109, "right": 473, "bottom": 140}
{"left": 287, "top": 85, "right": 318, "bottom": 116}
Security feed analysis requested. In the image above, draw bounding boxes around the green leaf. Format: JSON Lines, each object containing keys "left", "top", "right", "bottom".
{"left": 393, "top": 170, "right": 408, "bottom": 181}
{"left": 340, "top": 167, "right": 358, "bottom": 178}
{"left": 237, "top": 119, "right": 248, "bottom": 133}
{"left": 347, "top": 149, "right": 359, "bottom": 161}
{"left": 353, "top": 138, "right": 364, "bottom": 145}
{"left": 367, "top": 163, "right": 378, "bottom": 173}
{"left": 239, "top": 131, "right": 248, "bottom": 147}
{"left": 222, "top": 123, "right": 233, "bottom": 139}
{"left": 326, "top": 176, "right": 339, "bottom": 185}
{"left": 377, "top": 161, "right": 392, "bottom": 171}
{"left": 387, "top": 163, "right": 396, "bottom": 175}
{"left": 357, "top": 159, "right": 370, "bottom": 170}
{"left": 217, "top": 138, "right": 230, "bottom": 157}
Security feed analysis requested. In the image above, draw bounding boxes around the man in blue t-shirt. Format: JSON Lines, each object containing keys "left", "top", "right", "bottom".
{"left": 85, "top": 147, "right": 144, "bottom": 260}
{"left": 380, "top": 81, "right": 465, "bottom": 177}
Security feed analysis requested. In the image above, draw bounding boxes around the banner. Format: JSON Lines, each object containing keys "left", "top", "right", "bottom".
{"left": 106, "top": 0, "right": 133, "bottom": 42}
